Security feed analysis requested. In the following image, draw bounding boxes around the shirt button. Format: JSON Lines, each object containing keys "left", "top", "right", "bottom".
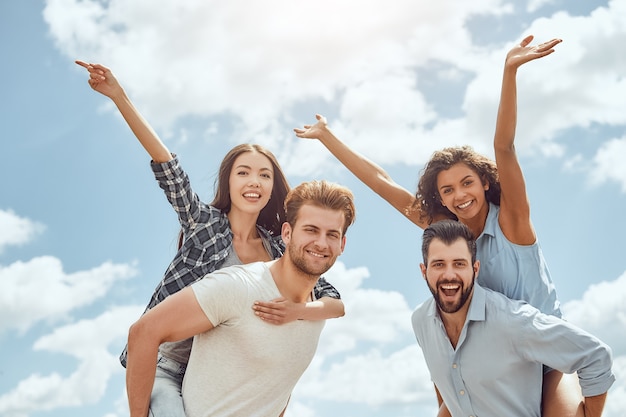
{"left": 452, "top": 363, "right": 457, "bottom": 368}
{"left": 460, "top": 390, "right": 465, "bottom": 395}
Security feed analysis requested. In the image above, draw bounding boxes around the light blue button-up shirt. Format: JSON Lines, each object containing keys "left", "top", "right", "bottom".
{"left": 477, "top": 202, "right": 561, "bottom": 317}
{"left": 412, "top": 284, "right": 615, "bottom": 417}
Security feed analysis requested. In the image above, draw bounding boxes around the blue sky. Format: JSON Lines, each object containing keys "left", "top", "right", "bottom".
{"left": 2, "top": 0, "right": 626, "bottom": 416}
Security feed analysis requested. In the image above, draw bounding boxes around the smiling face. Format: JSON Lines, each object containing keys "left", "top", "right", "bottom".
{"left": 421, "top": 237, "right": 479, "bottom": 314}
{"left": 436, "top": 162, "right": 489, "bottom": 223}
{"left": 283, "top": 204, "right": 346, "bottom": 278}
{"left": 228, "top": 151, "right": 274, "bottom": 215}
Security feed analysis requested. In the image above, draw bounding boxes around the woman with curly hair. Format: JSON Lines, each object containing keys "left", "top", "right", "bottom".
{"left": 295, "top": 36, "right": 587, "bottom": 416}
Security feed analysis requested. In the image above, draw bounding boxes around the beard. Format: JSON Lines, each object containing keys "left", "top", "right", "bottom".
{"left": 428, "top": 272, "right": 475, "bottom": 314}
{"left": 288, "top": 244, "right": 335, "bottom": 278}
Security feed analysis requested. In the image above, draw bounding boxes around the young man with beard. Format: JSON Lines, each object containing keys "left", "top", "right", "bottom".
{"left": 126, "top": 180, "right": 356, "bottom": 417}
{"left": 411, "top": 220, "right": 615, "bottom": 417}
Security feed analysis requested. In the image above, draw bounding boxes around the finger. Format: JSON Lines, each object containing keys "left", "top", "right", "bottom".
{"left": 253, "top": 304, "right": 285, "bottom": 315}
{"left": 89, "top": 72, "right": 106, "bottom": 81}
{"left": 75, "top": 60, "right": 89, "bottom": 69}
{"left": 544, "top": 38, "right": 562, "bottom": 49}
{"left": 257, "top": 315, "right": 282, "bottom": 325}
{"left": 254, "top": 311, "right": 284, "bottom": 323}
{"left": 520, "top": 34, "right": 534, "bottom": 47}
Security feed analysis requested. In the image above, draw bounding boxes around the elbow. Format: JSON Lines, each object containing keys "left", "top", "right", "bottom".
{"left": 336, "top": 302, "right": 346, "bottom": 318}
{"left": 127, "top": 320, "right": 145, "bottom": 353}
{"left": 127, "top": 317, "right": 161, "bottom": 356}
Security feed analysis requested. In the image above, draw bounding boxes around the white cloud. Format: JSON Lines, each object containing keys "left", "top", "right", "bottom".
{"left": 562, "top": 270, "right": 626, "bottom": 356}
{"left": 45, "top": 0, "right": 626, "bottom": 189}
{"left": 0, "top": 256, "right": 138, "bottom": 334}
{"left": 295, "top": 345, "right": 434, "bottom": 407}
{"left": 292, "top": 261, "right": 434, "bottom": 408}
{"left": 0, "top": 305, "right": 143, "bottom": 417}
{"left": 0, "top": 209, "right": 45, "bottom": 253}
{"left": 46, "top": 0, "right": 507, "bottom": 150}
{"left": 588, "top": 136, "right": 626, "bottom": 192}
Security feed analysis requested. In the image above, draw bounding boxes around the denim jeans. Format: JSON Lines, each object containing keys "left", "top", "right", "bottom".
{"left": 148, "top": 355, "right": 187, "bottom": 417}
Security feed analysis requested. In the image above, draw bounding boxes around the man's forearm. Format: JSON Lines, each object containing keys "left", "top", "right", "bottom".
{"left": 126, "top": 324, "right": 160, "bottom": 417}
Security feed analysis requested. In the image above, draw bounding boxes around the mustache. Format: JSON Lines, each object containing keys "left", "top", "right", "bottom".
{"left": 437, "top": 279, "right": 463, "bottom": 286}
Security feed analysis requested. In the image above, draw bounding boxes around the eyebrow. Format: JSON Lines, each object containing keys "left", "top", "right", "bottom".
{"left": 429, "top": 258, "right": 469, "bottom": 264}
{"left": 234, "top": 164, "right": 272, "bottom": 172}
{"left": 302, "top": 223, "right": 342, "bottom": 235}
{"left": 438, "top": 174, "right": 474, "bottom": 191}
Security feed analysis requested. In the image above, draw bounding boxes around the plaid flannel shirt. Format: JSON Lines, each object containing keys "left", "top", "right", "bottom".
{"left": 120, "top": 156, "right": 340, "bottom": 367}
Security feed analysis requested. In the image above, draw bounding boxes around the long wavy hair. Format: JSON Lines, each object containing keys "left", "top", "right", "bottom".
{"left": 210, "top": 144, "right": 290, "bottom": 236}
{"left": 414, "top": 146, "right": 500, "bottom": 224}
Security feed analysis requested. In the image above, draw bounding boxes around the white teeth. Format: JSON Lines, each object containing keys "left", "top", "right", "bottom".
{"left": 441, "top": 284, "right": 459, "bottom": 289}
{"left": 243, "top": 193, "right": 260, "bottom": 198}
{"left": 307, "top": 251, "right": 325, "bottom": 258}
{"left": 457, "top": 200, "right": 472, "bottom": 209}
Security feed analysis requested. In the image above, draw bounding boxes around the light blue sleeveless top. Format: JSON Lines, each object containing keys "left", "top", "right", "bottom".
{"left": 475, "top": 203, "right": 562, "bottom": 318}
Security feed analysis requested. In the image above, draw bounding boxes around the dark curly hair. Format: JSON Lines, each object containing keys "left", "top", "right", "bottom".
{"left": 413, "top": 146, "right": 500, "bottom": 224}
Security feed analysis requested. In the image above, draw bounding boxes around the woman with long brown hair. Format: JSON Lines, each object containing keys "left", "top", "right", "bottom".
{"left": 77, "top": 61, "right": 344, "bottom": 417}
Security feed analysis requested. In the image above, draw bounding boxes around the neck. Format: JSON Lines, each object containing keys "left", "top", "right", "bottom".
{"left": 227, "top": 210, "right": 260, "bottom": 240}
{"left": 437, "top": 292, "right": 473, "bottom": 349}
{"left": 268, "top": 257, "right": 317, "bottom": 303}
{"left": 462, "top": 202, "right": 490, "bottom": 238}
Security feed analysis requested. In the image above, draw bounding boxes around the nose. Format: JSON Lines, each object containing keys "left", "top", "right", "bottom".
{"left": 248, "top": 175, "right": 261, "bottom": 187}
{"left": 313, "top": 234, "right": 329, "bottom": 250}
{"left": 441, "top": 265, "right": 456, "bottom": 279}
{"left": 452, "top": 188, "right": 466, "bottom": 201}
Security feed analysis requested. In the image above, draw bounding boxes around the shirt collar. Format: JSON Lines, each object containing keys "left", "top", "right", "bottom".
{"left": 466, "top": 282, "right": 486, "bottom": 323}
{"left": 426, "top": 282, "right": 487, "bottom": 324}
{"left": 478, "top": 202, "right": 499, "bottom": 239}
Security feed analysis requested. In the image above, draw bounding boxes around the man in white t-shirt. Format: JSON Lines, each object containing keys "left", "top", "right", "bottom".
{"left": 125, "top": 180, "right": 356, "bottom": 417}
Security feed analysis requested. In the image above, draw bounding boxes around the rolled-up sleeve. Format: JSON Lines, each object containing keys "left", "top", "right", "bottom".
{"left": 520, "top": 309, "right": 615, "bottom": 397}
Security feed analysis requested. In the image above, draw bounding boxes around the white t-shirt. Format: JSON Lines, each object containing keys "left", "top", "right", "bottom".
{"left": 183, "top": 261, "right": 325, "bottom": 417}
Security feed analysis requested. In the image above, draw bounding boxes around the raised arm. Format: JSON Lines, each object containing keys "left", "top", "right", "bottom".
{"left": 493, "top": 36, "right": 561, "bottom": 245}
{"left": 75, "top": 61, "right": 172, "bottom": 163}
{"left": 126, "top": 287, "right": 213, "bottom": 417}
{"left": 295, "top": 115, "right": 429, "bottom": 229}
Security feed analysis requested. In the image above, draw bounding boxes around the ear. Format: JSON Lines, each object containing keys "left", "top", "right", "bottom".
{"left": 419, "top": 263, "right": 427, "bottom": 280}
{"left": 281, "top": 222, "right": 292, "bottom": 244}
{"left": 339, "top": 235, "right": 347, "bottom": 254}
{"left": 473, "top": 260, "right": 480, "bottom": 277}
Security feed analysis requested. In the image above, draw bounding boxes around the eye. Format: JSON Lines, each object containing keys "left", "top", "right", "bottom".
{"left": 463, "top": 180, "right": 473, "bottom": 186}
{"left": 261, "top": 172, "right": 272, "bottom": 179}
{"left": 236, "top": 170, "right": 249, "bottom": 176}
{"left": 441, "top": 188, "right": 451, "bottom": 194}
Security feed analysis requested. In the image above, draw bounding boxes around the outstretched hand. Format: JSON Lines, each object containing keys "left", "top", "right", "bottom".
{"left": 293, "top": 114, "right": 329, "bottom": 140}
{"left": 252, "top": 297, "right": 304, "bottom": 325}
{"left": 505, "top": 35, "right": 562, "bottom": 70}
{"left": 75, "top": 60, "right": 123, "bottom": 99}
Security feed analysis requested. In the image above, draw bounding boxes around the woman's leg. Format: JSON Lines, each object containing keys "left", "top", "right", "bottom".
{"left": 149, "top": 355, "right": 186, "bottom": 417}
{"left": 542, "top": 370, "right": 585, "bottom": 417}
